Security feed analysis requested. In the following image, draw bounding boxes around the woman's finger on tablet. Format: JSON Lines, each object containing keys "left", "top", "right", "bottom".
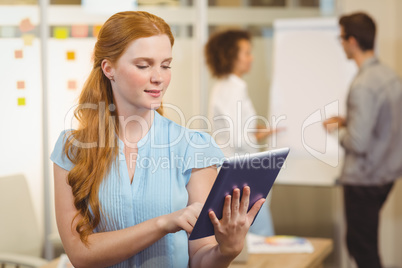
{"left": 239, "top": 186, "right": 250, "bottom": 216}
{"left": 208, "top": 210, "right": 220, "bottom": 229}
{"left": 246, "top": 198, "right": 265, "bottom": 223}
{"left": 231, "top": 188, "right": 240, "bottom": 217}
{"left": 222, "top": 194, "right": 232, "bottom": 224}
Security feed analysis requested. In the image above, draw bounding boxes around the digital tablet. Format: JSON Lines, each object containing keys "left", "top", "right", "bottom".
{"left": 189, "top": 147, "right": 290, "bottom": 240}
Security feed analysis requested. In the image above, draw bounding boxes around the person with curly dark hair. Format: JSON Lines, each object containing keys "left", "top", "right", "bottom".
{"left": 206, "top": 29, "right": 277, "bottom": 237}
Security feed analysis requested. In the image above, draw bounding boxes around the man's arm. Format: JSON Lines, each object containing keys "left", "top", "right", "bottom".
{"left": 340, "top": 86, "right": 378, "bottom": 154}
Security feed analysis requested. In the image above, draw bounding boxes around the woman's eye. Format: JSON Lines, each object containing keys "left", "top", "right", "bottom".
{"left": 162, "top": 65, "right": 171, "bottom": 69}
{"left": 136, "top": 65, "right": 148, "bottom": 69}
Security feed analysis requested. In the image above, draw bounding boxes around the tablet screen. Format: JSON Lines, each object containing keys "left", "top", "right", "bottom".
{"left": 189, "top": 147, "right": 290, "bottom": 240}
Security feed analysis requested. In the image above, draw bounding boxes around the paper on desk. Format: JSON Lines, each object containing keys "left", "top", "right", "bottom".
{"left": 57, "top": 254, "right": 74, "bottom": 268}
{"left": 246, "top": 234, "right": 314, "bottom": 254}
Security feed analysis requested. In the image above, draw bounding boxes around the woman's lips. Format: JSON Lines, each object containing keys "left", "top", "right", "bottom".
{"left": 144, "top": 89, "right": 161, "bottom": 98}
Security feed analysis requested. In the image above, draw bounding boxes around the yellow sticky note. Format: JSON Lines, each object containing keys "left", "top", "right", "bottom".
{"left": 66, "top": 51, "right": 75, "bottom": 60}
{"left": 23, "top": 34, "right": 35, "bottom": 46}
{"left": 18, "top": 97, "right": 26, "bottom": 106}
{"left": 54, "top": 27, "right": 69, "bottom": 39}
{"left": 93, "top": 25, "right": 102, "bottom": 38}
{"left": 72, "top": 25, "right": 89, "bottom": 38}
{"left": 17, "top": 81, "right": 25, "bottom": 89}
{"left": 19, "top": 18, "right": 35, "bottom": 33}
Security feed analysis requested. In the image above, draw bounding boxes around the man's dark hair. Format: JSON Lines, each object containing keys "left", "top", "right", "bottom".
{"left": 339, "top": 12, "right": 376, "bottom": 51}
{"left": 205, "top": 29, "right": 251, "bottom": 78}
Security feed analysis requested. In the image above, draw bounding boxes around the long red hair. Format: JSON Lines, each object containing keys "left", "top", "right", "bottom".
{"left": 64, "top": 11, "right": 174, "bottom": 245}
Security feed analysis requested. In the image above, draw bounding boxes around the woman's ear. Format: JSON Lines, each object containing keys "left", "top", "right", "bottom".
{"left": 101, "top": 59, "right": 115, "bottom": 82}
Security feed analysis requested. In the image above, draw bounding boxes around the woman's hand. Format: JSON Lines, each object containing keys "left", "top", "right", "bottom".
{"left": 323, "top": 116, "right": 346, "bottom": 133}
{"left": 208, "top": 186, "right": 265, "bottom": 258}
{"left": 255, "top": 125, "right": 286, "bottom": 141}
{"left": 157, "top": 202, "right": 203, "bottom": 234}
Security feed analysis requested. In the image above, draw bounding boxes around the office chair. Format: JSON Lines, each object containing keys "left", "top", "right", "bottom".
{"left": 0, "top": 174, "right": 48, "bottom": 268}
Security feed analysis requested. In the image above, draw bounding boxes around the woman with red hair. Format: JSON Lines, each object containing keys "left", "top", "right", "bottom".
{"left": 51, "top": 11, "right": 265, "bottom": 267}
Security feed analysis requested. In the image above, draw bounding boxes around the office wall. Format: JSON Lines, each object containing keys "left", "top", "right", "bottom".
{"left": 396, "top": 0, "right": 402, "bottom": 78}
{"left": 394, "top": 2, "right": 402, "bottom": 264}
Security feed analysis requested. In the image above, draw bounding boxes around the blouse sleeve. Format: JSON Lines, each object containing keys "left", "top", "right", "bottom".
{"left": 50, "top": 130, "right": 74, "bottom": 171}
{"left": 182, "top": 131, "right": 225, "bottom": 175}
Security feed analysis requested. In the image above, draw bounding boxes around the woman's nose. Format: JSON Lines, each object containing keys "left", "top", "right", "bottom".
{"left": 150, "top": 68, "right": 163, "bottom": 84}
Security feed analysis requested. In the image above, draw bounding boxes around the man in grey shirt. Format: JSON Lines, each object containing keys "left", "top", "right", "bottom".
{"left": 323, "top": 12, "right": 402, "bottom": 268}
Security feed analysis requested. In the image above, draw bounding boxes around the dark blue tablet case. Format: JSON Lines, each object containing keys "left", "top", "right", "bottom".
{"left": 189, "top": 147, "right": 290, "bottom": 240}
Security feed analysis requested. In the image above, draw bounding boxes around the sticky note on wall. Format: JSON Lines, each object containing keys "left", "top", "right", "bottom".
{"left": 66, "top": 51, "right": 75, "bottom": 60}
{"left": 15, "top": 50, "right": 23, "bottom": 59}
{"left": 23, "top": 34, "right": 35, "bottom": 46}
{"left": 72, "top": 25, "right": 89, "bottom": 38}
{"left": 17, "top": 81, "right": 25, "bottom": 89}
{"left": 54, "top": 27, "right": 69, "bottom": 39}
{"left": 19, "top": 18, "right": 35, "bottom": 32}
{"left": 93, "top": 25, "right": 102, "bottom": 38}
{"left": 18, "top": 97, "right": 26, "bottom": 106}
{"left": 68, "top": 80, "right": 77, "bottom": 90}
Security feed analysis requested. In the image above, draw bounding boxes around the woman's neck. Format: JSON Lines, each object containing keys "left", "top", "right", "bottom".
{"left": 232, "top": 70, "right": 244, "bottom": 78}
{"left": 117, "top": 109, "right": 154, "bottom": 147}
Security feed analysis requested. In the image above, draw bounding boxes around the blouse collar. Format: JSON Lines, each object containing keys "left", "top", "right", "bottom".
{"left": 228, "top": 74, "right": 246, "bottom": 88}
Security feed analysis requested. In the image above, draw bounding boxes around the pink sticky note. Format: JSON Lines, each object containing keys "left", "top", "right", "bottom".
{"left": 68, "top": 80, "right": 77, "bottom": 90}
{"left": 15, "top": 50, "right": 23, "bottom": 59}
{"left": 19, "top": 18, "right": 35, "bottom": 33}
{"left": 72, "top": 25, "right": 89, "bottom": 38}
{"left": 17, "top": 81, "right": 25, "bottom": 89}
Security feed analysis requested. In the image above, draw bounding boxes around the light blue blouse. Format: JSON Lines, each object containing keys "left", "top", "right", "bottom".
{"left": 51, "top": 110, "right": 224, "bottom": 268}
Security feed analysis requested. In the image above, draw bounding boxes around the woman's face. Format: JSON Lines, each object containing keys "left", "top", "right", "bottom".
{"left": 233, "top": 39, "right": 253, "bottom": 77}
{"left": 108, "top": 34, "right": 172, "bottom": 114}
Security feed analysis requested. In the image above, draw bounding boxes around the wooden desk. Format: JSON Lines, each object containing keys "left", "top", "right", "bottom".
{"left": 41, "top": 238, "right": 332, "bottom": 268}
{"left": 230, "top": 238, "right": 333, "bottom": 268}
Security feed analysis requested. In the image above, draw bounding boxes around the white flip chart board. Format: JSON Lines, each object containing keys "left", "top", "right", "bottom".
{"left": 269, "top": 18, "right": 357, "bottom": 186}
